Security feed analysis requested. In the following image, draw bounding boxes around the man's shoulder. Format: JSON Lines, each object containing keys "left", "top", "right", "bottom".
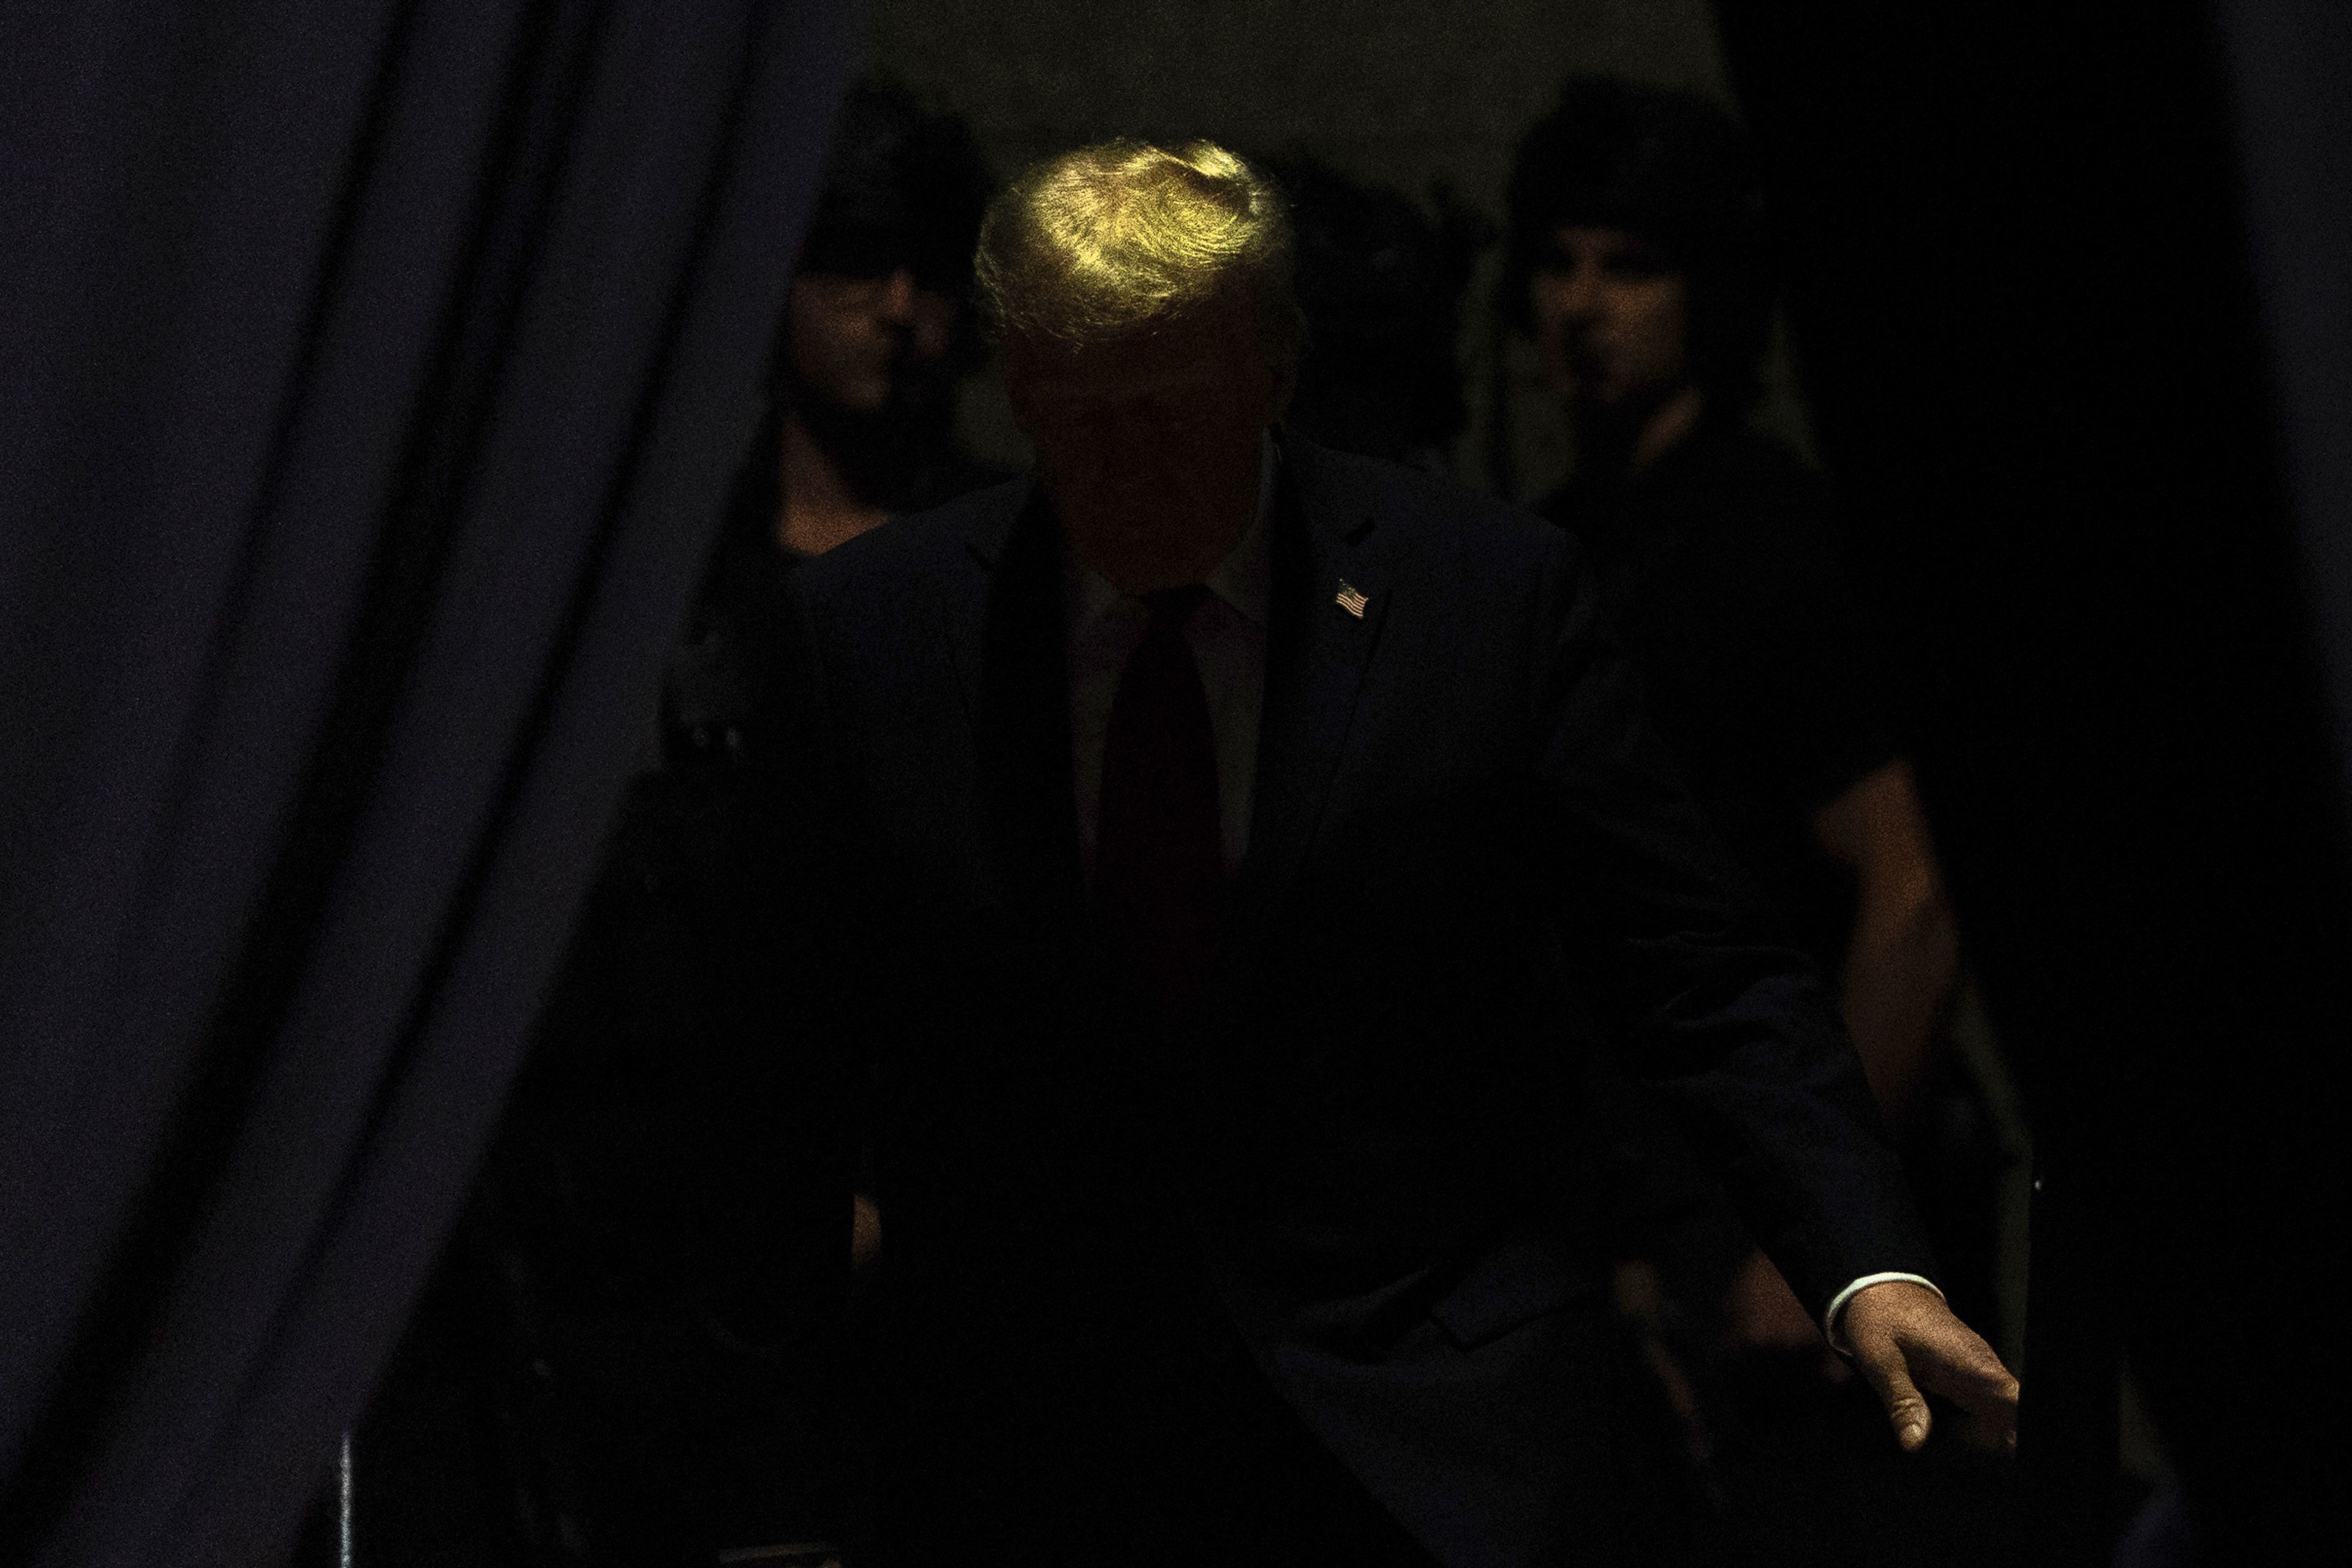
{"left": 1660, "top": 422, "right": 1836, "bottom": 533}
{"left": 1662, "top": 426, "right": 1856, "bottom": 600}
{"left": 1537, "top": 421, "right": 1839, "bottom": 582}
{"left": 794, "top": 474, "right": 1029, "bottom": 615}
{"left": 1286, "top": 438, "right": 1570, "bottom": 579}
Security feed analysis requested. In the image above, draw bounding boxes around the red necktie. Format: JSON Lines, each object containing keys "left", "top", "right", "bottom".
{"left": 1096, "top": 585, "right": 1224, "bottom": 1014}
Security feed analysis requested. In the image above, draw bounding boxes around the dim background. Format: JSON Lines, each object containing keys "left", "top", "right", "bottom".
{"left": 866, "top": 0, "right": 1815, "bottom": 494}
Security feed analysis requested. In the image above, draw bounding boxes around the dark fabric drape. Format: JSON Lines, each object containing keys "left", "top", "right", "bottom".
{"left": 1712, "top": 2, "right": 2351, "bottom": 1560}
{"left": 2217, "top": 2, "right": 2352, "bottom": 789}
{"left": 0, "top": 4, "right": 864, "bottom": 1564}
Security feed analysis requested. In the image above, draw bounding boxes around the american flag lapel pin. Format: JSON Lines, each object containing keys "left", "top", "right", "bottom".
{"left": 1335, "top": 579, "right": 1368, "bottom": 618}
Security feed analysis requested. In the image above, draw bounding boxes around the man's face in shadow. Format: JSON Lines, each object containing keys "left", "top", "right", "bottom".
{"left": 1528, "top": 225, "right": 1691, "bottom": 417}
{"left": 1005, "top": 300, "right": 1291, "bottom": 596}
{"left": 786, "top": 264, "right": 962, "bottom": 418}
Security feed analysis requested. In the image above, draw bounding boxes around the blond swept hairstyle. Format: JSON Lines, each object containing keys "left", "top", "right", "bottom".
{"left": 974, "top": 138, "right": 1302, "bottom": 358}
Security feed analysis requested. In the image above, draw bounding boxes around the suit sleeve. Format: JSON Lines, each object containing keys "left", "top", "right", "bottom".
{"left": 1525, "top": 527, "right": 1938, "bottom": 1319}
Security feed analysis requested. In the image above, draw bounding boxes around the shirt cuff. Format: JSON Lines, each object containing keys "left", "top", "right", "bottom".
{"left": 1823, "top": 1272, "right": 1943, "bottom": 1354}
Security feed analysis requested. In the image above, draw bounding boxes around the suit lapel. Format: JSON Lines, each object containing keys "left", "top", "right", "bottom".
{"left": 1219, "top": 439, "right": 1393, "bottom": 987}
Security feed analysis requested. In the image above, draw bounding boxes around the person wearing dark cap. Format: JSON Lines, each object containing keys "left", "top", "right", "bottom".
{"left": 1507, "top": 78, "right": 2001, "bottom": 1559}
{"left": 322, "top": 83, "right": 1000, "bottom": 1568}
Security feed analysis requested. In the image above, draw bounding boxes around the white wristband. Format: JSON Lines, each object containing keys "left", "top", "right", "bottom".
{"left": 1823, "top": 1271, "right": 1943, "bottom": 1354}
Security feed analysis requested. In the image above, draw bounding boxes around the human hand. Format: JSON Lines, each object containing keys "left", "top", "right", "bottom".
{"left": 1839, "top": 1280, "right": 2018, "bottom": 1452}
{"left": 851, "top": 1192, "right": 881, "bottom": 1275}
{"left": 1727, "top": 1249, "right": 1830, "bottom": 1352}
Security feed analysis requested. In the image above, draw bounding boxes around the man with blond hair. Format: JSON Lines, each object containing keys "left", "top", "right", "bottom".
{"left": 788, "top": 140, "right": 2016, "bottom": 1567}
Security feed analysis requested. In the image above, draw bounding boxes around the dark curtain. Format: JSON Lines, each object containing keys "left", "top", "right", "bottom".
{"left": 1712, "top": 2, "right": 2350, "bottom": 1561}
{"left": 2217, "top": 4, "right": 2352, "bottom": 783}
{"left": 0, "top": 3, "right": 864, "bottom": 1565}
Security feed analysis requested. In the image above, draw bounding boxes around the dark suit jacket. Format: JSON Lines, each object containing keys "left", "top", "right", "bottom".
{"left": 791, "top": 435, "right": 1935, "bottom": 1568}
